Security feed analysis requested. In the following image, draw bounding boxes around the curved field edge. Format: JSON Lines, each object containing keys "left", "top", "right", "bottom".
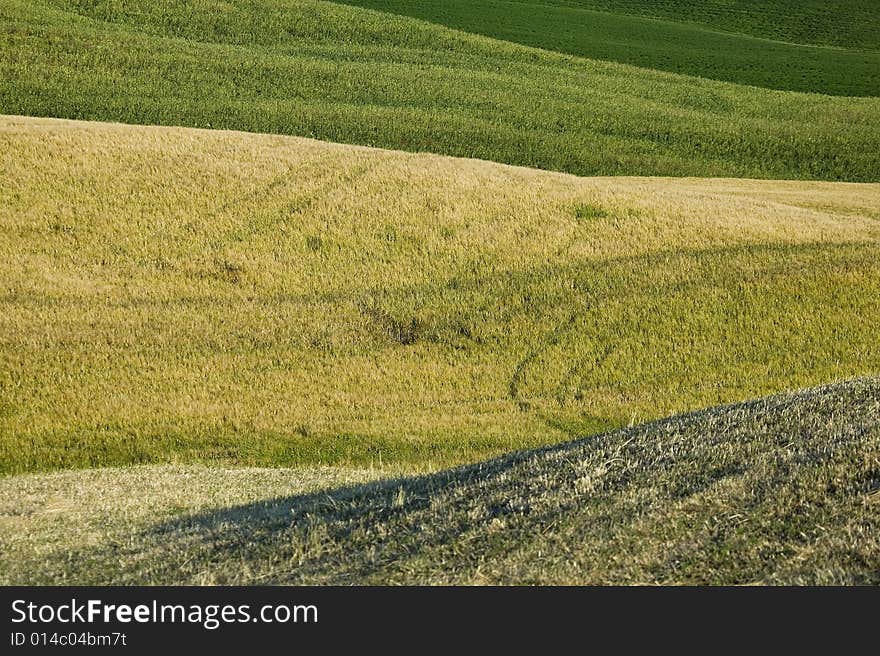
{"left": 2, "top": 116, "right": 880, "bottom": 474}
{"left": 2, "top": 377, "right": 878, "bottom": 585}
{"left": 547, "top": 0, "right": 880, "bottom": 51}
{"left": 1, "top": 2, "right": 879, "bottom": 181}
{"left": 339, "top": 0, "right": 880, "bottom": 95}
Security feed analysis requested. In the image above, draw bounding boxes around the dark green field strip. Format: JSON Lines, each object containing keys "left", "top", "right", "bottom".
{"left": 18, "top": 377, "right": 880, "bottom": 584}
{"left": 342, "top": 0, "right": 880, "bottom": 95}
{"left": 2, "top": 1, "right": 880, "bottom": 180}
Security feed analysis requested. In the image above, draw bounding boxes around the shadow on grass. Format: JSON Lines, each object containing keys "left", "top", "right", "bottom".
{"left": 6, "top": 239, "right": 878, "bottom": 475}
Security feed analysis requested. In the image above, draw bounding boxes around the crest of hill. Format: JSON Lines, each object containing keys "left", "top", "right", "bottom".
{"left": 550, "top": 0, "right": 880, "bottom": 51}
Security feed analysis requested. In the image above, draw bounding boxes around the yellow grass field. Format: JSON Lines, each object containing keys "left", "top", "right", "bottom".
{"left": 2, "top": 115, "right": 879, "bottom": 473}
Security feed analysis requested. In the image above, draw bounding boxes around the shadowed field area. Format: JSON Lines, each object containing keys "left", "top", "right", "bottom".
{"left": 2, "top": 116, "right": 880, "bottom": 473}
{"left": 3, "top": 377, "right": 878, "bottom": 584}
{"left": 341, "top": 0, "right": 880, "bottom": 95}
{"left": 3, "top": 0, "right": 879, "bottom": 589}
{"left": 525, "top": 1, "right": 880, "bottom": 51}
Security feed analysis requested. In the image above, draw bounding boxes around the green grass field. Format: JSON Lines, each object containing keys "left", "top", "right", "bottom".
{"left": 2, "top": 2, "right": 879, "bottom": 585}
{"left": 4, "top": 377, "right": 877, "bottom": 584}
{"left": 2, "top": 116, "right": 879, "bottom": 475}
{"left": 2, "top": 1, "right": 880, "bottom": 180}
{"left": 342, "top": 0, "right": 880, "bottom": 95}
{"left": 547, "top": 1, "right": 880, "bottom": 51}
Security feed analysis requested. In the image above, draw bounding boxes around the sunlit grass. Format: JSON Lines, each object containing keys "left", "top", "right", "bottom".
{"left": 2, "top": 116, "right": 879, "bottom": 473}
{"left": 3, "top": 377, "right": 877, "bottom": 584}
{"left": 1, "top": 1, "right": 879, "bottom": 180}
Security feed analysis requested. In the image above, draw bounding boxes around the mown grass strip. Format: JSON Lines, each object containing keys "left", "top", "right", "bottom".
{"left": 342, "top": 0, "right": 880, "bottom": 95}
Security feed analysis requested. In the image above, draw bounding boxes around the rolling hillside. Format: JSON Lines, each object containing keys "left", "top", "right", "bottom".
{"left": 548, "top": 1, "right": 880, "bottom": 50}
{"left": 2, "top": 1, "right": 880, "bottom": 180}
{"left": 2, "top": 115, "right": 879, "bottom": 474}
{"left": 342, "top": 0, "right": 880, "bottom": 95}
{"left": 3, "top": 377, "right": 878, "bottom": 584}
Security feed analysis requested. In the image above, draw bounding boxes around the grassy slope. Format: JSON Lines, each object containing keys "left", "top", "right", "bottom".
{"left": 3, "top": 377, "right": 878, "bottom": 584}
{"left": 550, "top": 1, "right": 880, "bottom": 51}
{"left": 342, "top": 0, "right": 880, "bottom": 95}
{"left": 543, "top": 0, "right": 880, "bottom": 50}
{"left": 1, "top": 2, "right": 879, "bottom": 181}
{"left": 2, "top": 116, "right": 880, "bottom": 473}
